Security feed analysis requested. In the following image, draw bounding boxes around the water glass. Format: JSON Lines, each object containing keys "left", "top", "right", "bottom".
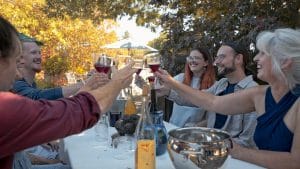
{"left": 94, "top": 114, "right": 109, "bottom": 146}
{"left": 112, "top": 135, "right": 135, "bottom": 160}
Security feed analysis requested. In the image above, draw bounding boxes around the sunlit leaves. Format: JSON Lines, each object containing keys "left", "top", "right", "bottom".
{"left": 1, "top": 0, "right": 117, "bottom": 81}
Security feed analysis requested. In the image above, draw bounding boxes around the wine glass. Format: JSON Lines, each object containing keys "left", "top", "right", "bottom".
{"left": 147, "top": 76, "right": 155, "bottom": 83}
{"left": 146, "top": 53, "right": 163, "bottom": 89}
{"left": 94, "top": 54, "right": 112, "bottom": 74}
{"left": 133, "top": 59, "right": 145, "bottom": 75}
{"left": 146, "top": 53, "right": 160, "bottom": 73}
{"left": 112, "top": 134, "right": 135, "bottom": 160}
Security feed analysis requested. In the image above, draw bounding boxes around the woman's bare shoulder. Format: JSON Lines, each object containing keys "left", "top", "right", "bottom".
{"left": 242, "top": 84, "right": 269, "bottom": 96}
{"left": 255, "top": 85, "right": 269, "bottom": 92}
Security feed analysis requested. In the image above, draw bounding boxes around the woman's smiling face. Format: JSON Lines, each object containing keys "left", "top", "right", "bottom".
{"left": 186, "top": 50, "right": 208, "bottom": 73}
{"left": 253, "top": 50, "right": 273, "bottom": 82}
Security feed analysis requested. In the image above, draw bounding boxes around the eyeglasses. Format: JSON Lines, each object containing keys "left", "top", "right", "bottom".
{"left": 214, "top": 52, "right": 240, "bottom": 62}
{"left": 214, "top": 54, "right": 226, "bottom": 62}
{"left": 186, "top": 56, "right": 203, "bottom": 62}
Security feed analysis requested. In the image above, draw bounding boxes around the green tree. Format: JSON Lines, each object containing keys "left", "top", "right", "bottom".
{"left": 155, "top": 0, "right": 300, "bottom": 76}
{"left": 2, "top": 0, "right": 299, "bottom": 80}
{"left": 43, "top": 0, "right": 299, "bottom": 77}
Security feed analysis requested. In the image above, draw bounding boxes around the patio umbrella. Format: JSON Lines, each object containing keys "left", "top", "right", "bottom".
{"left": 103, "top": 38, "right": 158, "bottom": 54}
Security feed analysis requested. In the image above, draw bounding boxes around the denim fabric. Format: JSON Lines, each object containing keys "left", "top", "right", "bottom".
{"left": 13, "top": 152, "right": 32, "bottom": 169}
{"left": 12, "top": 78, "right": 63, "bottom": 100}
{"left": 13, "top": 152, "right": 71, "bottom": 169}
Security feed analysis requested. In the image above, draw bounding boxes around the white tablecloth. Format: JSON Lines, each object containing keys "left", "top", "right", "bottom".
{"left": 61, "top": 122, "right": 265, "bottom": 169}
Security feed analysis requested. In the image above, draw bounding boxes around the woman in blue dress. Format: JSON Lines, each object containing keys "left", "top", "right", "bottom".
{"left": 156, "top": 28, "right": 300, "bottom": 169}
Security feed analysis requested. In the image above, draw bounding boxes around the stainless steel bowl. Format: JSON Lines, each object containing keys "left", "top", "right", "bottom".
{"left": 167, "top": 127, "right": 232, "bottom": 169}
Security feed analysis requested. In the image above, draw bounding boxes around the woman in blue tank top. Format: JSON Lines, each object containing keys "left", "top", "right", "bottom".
{"left": 156, "top": 28, "right": 300, "bottom": 169}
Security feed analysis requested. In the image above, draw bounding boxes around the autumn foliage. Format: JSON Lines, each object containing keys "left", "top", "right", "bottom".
{"left": 0, "top": 0, "right": 117, "bottom": 85}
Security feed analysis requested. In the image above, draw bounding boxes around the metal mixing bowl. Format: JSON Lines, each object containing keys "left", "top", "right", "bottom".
{"left": 167, "top": 127, "right": 232, "bottom": 169}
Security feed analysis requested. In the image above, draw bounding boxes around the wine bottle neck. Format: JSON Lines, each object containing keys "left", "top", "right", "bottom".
{"left": 150, "top": 89, "right": 157, "bottom": 113}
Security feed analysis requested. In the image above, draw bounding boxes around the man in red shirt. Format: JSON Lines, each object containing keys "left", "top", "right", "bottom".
{"left": 0, "top": 16, "right": 137, "bottom": 169}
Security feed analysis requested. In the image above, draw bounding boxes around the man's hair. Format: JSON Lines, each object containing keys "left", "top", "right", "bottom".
{"left": 222, "top": 41, "right": 252, "bottom": 75}
{"left": 222, "top": 41, "right": 248, "bottom": 66}
{"left": 18, "top": 33, "right": 43, "bottom": 46}
{"left": 0, "top": 16, "right": 19, "bottom": 59}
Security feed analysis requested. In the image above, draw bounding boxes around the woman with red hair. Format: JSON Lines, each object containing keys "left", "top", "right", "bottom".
{"left": 160, "top": 47, "right": 215, "bottom": 127}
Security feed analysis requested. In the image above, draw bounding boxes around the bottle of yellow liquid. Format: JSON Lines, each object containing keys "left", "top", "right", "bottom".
{"left": 124, "top": 87, "right": 137, "bottom": 115}
{"left": 124, "top": 97, "right": 137, "bottom": 115}
{"left": 135, "top": 96, "right": 155, "bottom": 169}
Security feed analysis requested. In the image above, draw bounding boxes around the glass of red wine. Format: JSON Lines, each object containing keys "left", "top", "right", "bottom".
{"left": 146, "top": 53, "right": 163, "bottom": 89}
{"left": 147, "top": 76, "right": 155, "bottom": 83}
{"left": 94, "top": 54, "right": 112, "bottom": 74}
{"left": 146, "top": 53, "right": 160, "bottom": 73}
{"left": 133, "top": 59, "right": 144, "bottom": 75}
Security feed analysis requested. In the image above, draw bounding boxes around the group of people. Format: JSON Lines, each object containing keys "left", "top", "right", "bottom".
{"left": 0, "top": 15, "right": 299, "bottom": 169}
{"left": 155, "top": 28, "right": 300, "bottom": 168}
{"left": 158, "top": 42, "right": 258, "bottom": 148}
{"left": 0, "top": 16, "right": 136, "bottom": 169}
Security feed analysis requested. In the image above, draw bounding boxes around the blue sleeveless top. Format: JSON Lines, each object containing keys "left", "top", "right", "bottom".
{"left": 254, "top": 87, "right": 298, "bottom": 152}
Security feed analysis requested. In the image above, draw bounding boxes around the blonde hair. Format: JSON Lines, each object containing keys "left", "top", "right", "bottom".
{"left": 256, "top": 28, "right": 300, "bottom": 89}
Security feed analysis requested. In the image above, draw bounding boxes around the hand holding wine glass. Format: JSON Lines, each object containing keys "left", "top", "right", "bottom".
{"left": 79, "top": 73, "right": 110, "bottom": 92}
{"left": 154, "top": 69, "right": 175, "bottom": 89}
{"left": 111, "top": 61, "right": 137, "bottom": 89}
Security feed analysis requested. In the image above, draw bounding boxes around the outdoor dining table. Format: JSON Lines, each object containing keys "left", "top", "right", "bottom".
{"left": 60, "top": 122, "right": 266, "bottom": 169}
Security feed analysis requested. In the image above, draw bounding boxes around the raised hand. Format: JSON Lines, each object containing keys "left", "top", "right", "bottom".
{"left": 156, "top": 85, "right": 171, "bottom": 97}
{"left": 111, "top": 61, "right": 137, "bottom": 89}
{"left": 80, "top": 73, "right": 110, "bottom": 92}
{"left": 154, "top": 69, "right": 176, "bottom": 89}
